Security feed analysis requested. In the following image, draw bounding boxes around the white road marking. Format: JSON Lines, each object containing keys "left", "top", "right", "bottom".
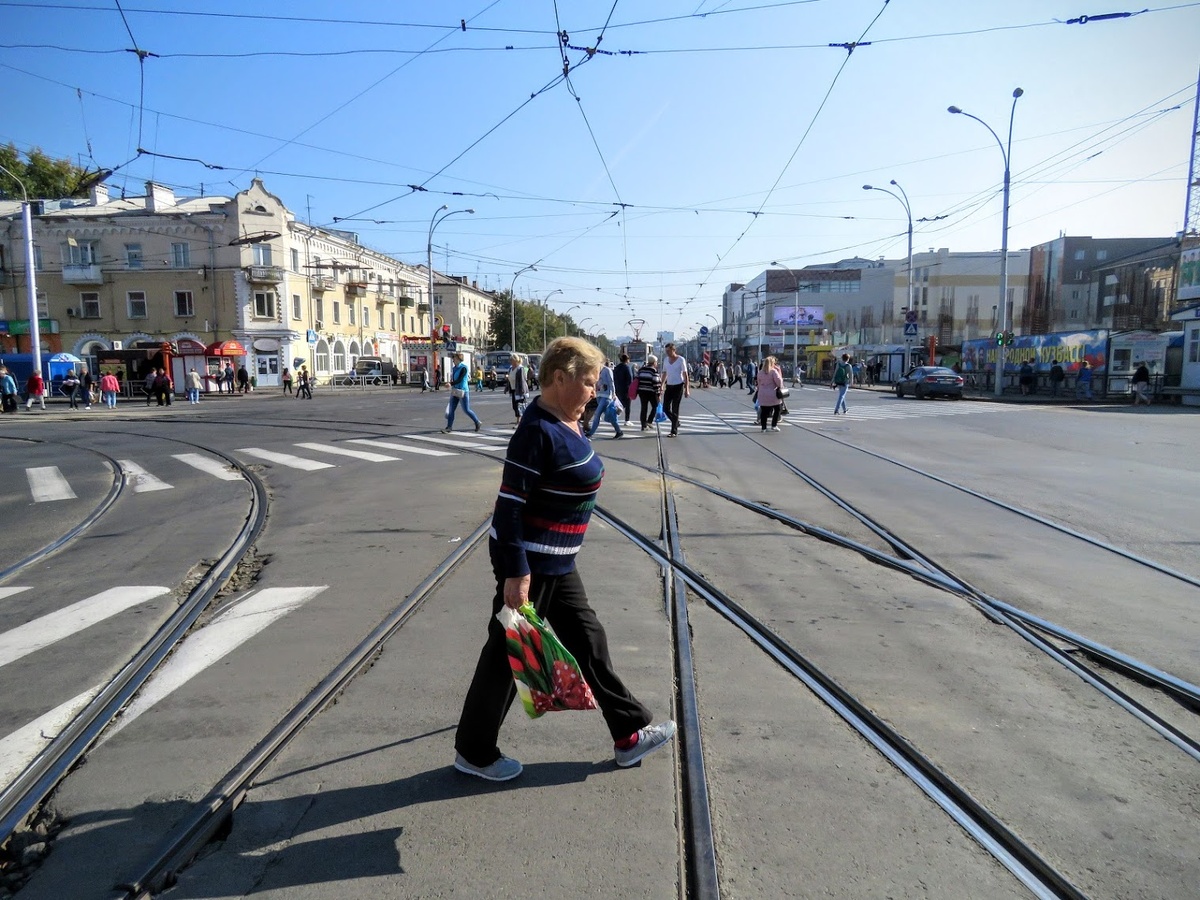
{"left": 0, "top": 586, "right": 170, "bottom": 668}
{"left": 0, "top": 689, "right": 100, "bottom": 786}
{"left": 237, "top": 448, "right": 336, "bottom": 470}
{"left": 26, "top": 467, "right": 76, "bottom": 502}
{"left": 347, "top": 439, "right": 455, "bottom": 457}
{"left": 294, "top": 442, "right": 400, "bottom": 462}
{"left": 0, "top": 587, "right": 32, "bottom": 601}
{"left": 405, "top": 434, "right": 503, "bottom": 451}
{"left": 118, "top": 460, "right": 174, "bottom": 492}
{"left": 101, "top": 586, "right": 327, "bottom": 741}
{"left": 173, "top": 452, "right": 244, "bottom": 481}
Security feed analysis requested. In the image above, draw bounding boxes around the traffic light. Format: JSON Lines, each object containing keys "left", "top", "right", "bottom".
{"left": 441, "top": 324, "right": 452, "bottom": 345}
{"left": 995, "top": 331, "right": 1005, "bottom": 346}
{"left": 1005, "top": 330, "right": 1014, "bottom": 346}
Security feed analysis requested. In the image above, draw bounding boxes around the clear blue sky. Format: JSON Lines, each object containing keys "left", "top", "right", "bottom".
{"left": 3, "top": 0, "right": 1198, "bottom": 339}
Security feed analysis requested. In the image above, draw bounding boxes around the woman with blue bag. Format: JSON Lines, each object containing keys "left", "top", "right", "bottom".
{"left": 442, "top": 350, "right": 482, "bottom": 433}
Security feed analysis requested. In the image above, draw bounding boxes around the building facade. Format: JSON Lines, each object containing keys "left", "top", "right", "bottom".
{"left": 0, "top": 179, "right": 436, "bottom": 386}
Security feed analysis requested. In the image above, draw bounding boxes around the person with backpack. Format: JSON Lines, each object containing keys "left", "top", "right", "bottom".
{"left": 831, "top": 352, "right": 852, "bottom": 415}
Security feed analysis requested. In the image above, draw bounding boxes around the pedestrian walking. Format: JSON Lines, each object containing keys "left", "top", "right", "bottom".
{"left": 80, "top": 367, "right": 95, "bottom": 408}
{"left": 62, "top": 370, "right": 83, "bottom": 408}
{"left": 586, "top": 360, "right": 624, "bottom": 439}
{"left": 507, "top": 353, "right": 530, "bottom": 425}
{"left": 728, "top": 362, "right": 743, "bottom": 390}
{"left": 635, "top": 355, "right": 662, "bottom": 431}
{"left": 660, "top": 342, "right": 690, "bottom": 437}
{"left": 1075, "top": 360, "right": 1094, "bottom": 400}
{"left": 832, "top": 352, "right": 852, "bottom": 415}
{"left": 186, "top": 367, "right": 203, "bottom": 404}
{"left": 237, "top": 365, "right": 250, "bottom": 394}
{"left": 153, "top": 368, "right": 173, "bottom": 406}
{"left": 100, "top": 370, "right": 121, "bottom": 408}
{"left": 296, "top": 366, "right": 313, "bottom": 399}
{"left": 1131, "top": 363, "right": 1151, "bottom": 406}
{"left": 282, "top": 367, "right": 293, "bottom": 395}
{"left": 1049, "top": 362, "right": 1065, "bottom": 397}
{"left": 442, "top": 350, "right": 482, "bottom": 433}
{"left": 715, "top": 360, "right": 727, "bottom": 388}
{"left": 221, "top": 362, "right": 235, "bottom": 394}
{"left": 744, "top": 359, "right": 757, "bottom": 395}
{"left": 756, "top": 355, "right": 785, "bottom": 432}
{"left": 612, "top": 353, "right": 635, "bottom": 425}
{"left": 0, "top": 366, "right": 18, "bottom": 414}
{"left": 1019, "top": 362, "right": 1035, "bottom": 396}
{"left": 454, "top": 336, "right": 676, "bottom": 782}
{"left": 24, "top": 370, "right": 45, "bottom": 410}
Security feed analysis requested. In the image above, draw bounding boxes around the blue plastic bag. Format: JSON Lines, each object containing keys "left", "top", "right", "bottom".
{"left": 655, "top": 401, "right": 667, "bottom": 422}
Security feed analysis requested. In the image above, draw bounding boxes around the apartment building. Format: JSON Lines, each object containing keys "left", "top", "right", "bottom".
{"left": 0, "top": 179, "right": 432, "bottom": 386}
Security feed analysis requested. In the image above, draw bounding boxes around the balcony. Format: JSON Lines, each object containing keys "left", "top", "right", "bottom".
{"left": 62, "top": 264, "right": 103, "bottom": 284}
{"left": 246, "top": 265, "right": 284, "bottom": 283}
{"left": 345, "top": 282, "right": 367, "bottom": 297}
{"left": 310, "top": 275, "right": 334, "bottom": 292}
{"left": 397, "top": 296, "right": 415, "bottom": 309}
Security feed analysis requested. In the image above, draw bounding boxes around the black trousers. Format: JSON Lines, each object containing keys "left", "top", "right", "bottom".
{"left": 638, "top": 390, "right": 658, "bottom": 428}
{"left": 662, "top": 383, "right": 684, "bottom": 434}
{"left": 759, "top": 402, "right": 781, "bottom": 429}
{"left": 455, "top": 566, "right": 652, "bottom": 767}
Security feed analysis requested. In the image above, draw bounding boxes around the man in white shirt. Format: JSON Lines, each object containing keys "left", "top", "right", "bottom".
{"left": 661, "top": 342, "right": 690, "bottom": 437}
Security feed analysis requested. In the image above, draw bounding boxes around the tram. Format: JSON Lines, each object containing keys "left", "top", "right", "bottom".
{"left": 621, "top": 340, "right": 653, "bottom": 367}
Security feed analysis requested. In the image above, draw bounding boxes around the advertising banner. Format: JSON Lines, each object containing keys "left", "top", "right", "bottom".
{"left": 1179, "top": 245, "right": 1200, "bottom": 302}
{"left": 772, "top": 305, "right": 825, "bottom": 327}
{"left": 961, "top": 330, "right": 1107, "bottom": 375}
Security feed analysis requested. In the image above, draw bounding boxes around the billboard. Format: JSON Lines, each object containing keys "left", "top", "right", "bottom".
{"left": 961, "top": 330, "right": 1107, "bottom": 375}
{"left": 1180, "top": 245, "right": 1200, "bottom": 302}
{"left": 772, "top": 305, "right": 825, "bottom": 327}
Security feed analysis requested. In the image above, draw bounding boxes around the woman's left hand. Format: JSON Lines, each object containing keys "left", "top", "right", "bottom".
{"left": 503, "top": 575, "right": 530, "bottom": 609}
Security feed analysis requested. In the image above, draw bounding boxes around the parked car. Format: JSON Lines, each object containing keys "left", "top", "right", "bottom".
{"left": 339, "top": 356, "right": 397, "bottom": 385}
{"left": 894, "top": 366, "right": 964, "bottom": 400}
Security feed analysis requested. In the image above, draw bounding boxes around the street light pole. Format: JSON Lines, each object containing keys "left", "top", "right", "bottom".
{"left": 428, "top": 205, "right": 474, "bottom": 384}
{"left": 0, "top": 163, "right": 42, "bottom": 380}
{"left": 949, "top": 88, "right": 1024, "bottom": 396}
{"left": 862, "top": 180, "right": 914, "bottom": 347}
{"left": 540, "top": 289, "right": 563, "bottom": 351}
{"left": 509, "top": 264, "right": 537, "bottom": 352}
{"left": 563, "top": 305, "right": 581, "bottom": 340}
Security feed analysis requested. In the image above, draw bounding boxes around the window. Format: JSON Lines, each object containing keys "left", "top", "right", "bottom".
{"left": 33, "top": 246, "right": 42, "bottom": 271}
{"left": 1074, "top": 249, "right": 1086, "bottom": 261}
{"left": 253, "top": 291, "right": 276, "bottom": 318}
{"left": 333, "top": 341, "right": 346, "bottom": 372}
{"left": 314, "top": 298, "right": 323, "bottom": 322}
{"left": 169, "top": 242, "right": 189, "bottom": 268}
{"left": 363, "top": 306, "right": 370, "bottom": 328}
{"left": 292, "top": 294, "right": 302, "bottom": 320}
{"left": 252, "top": 243, "right": 273, "bottom": 266}
{"left": 174, "top": 290, "right": 194, "bottom": 317}
{"left": 1075, "top": 270, "right": 1084, "bottom": 281}
{"left": 315, "top": 339, "right": 329, "bottom": 373}
{"left": 128, "top": 291, "right": 148, "bottom": 318}
{"left": 332, "top": 300, "right": 340, "bottom": 324}
{"left": 348, "top": 303, "right": 355, "bottom": 325}
{"left": 1190, "top": 328, "right": 1200, "bottom": 363}
{"left": 291, "top": 248, "right": 300, "bottom": 271}
{"left": 80, "top": 292, "right": 101, "bottom": 318}
{"left": 1096, "top": 250, "right": 1108, "bottom": 261}
{"left": 37, "top": 292, "right": 48, "bottom": 318}
{"left": 125, "top": 244, "right": 143, "bottom": 268}
{"left": 390, "top": 311, "right": 396, "bottom": 331}
{"left": 1071, "top": 290, "right": 1079, "bottom": 300}
{"left": 62, "top": 240, "right": 98, "bottom": 266}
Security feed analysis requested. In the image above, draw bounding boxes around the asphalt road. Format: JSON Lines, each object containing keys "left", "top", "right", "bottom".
{"left": 2, "top": 384, "right": 1197, "bottom": 899}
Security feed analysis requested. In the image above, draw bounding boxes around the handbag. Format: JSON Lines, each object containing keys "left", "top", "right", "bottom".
{"left": 451, "top": 387, "right": 466, "bottom": 399}
{"left": 627, "top": 381, "right": 639, "bottom": 400}
{"left": 775, "top": 386, "right": 790, "bottom": 400}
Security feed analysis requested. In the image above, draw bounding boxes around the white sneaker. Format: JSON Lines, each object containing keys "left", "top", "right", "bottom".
{"left": 771, "top": 426, "right": 781, "bottom": 432}
{"left": 615, "top": 720, "right": 677, "bottom": 767}
{"left": 454, "top": 753, "right": 523, "bottom": 782}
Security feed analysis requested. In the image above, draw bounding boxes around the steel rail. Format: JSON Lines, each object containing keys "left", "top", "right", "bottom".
{"left": 0, "top": 443, "right": 264, "bottom": 844}
{"left": 115, "top": 519, "right": 491, "bottom": 899}
{"left": 0, "top": 437, "right": 128, "bottom": 583}
{"left": 597, "top": 506, "right": 1087, "bottom": 900}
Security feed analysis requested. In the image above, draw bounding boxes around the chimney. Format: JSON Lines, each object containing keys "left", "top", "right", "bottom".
{"left": 89, "top": 183, "right": 110, "bottom": 205}
{"left": 472, "top": 280, "right": 478, "bottom": 289}
{"left": 145, "top": 182, "right": 176, "bottom": 212}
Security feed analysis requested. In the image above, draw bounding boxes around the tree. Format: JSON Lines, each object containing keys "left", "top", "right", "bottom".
{"left": 0, "top": 144, "right": 103, "bottom": 200}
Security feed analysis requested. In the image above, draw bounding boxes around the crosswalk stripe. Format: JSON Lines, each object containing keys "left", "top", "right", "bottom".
{"left": 294, "top": 442, "right": 400, "bottom": 462}
{"left": 462, "top": 432, "right": 509, "bottom": 443}
{"left": 119, "top": 459, "right": 173, "bottom": 492}
{"left": 173, "top": 452, "right": 244, "bottom": 481}
{"left": 26, "top": 467, "right": 76, "bottom": 502}
{"left": 237, "top": 447, "right": 336, "bottom": 470}
{"left": 406, "top": 434, "right": 504, "bottom": 451}
{"left": 347, "top": 439, "right": 456, "bottom": 457}
{"left": 0, "top": 586, "right": 170, "bottom": 668}
{"left": 0, "top": 587, "right": 32, "bottom": 601}
{"left": 0, "top": 689, "right": 100, "bottom": 787}
{"left": 100, "top": 586, "right": 327, "bottom": 742}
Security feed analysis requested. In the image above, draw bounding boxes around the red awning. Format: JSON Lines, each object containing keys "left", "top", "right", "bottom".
{"left": 204, "top": 340, "right": 247, "bottom": 357}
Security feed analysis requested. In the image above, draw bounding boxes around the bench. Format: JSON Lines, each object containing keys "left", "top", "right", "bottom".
{"left": 1158, "top": 386, "right": 1200, "bottom": 403}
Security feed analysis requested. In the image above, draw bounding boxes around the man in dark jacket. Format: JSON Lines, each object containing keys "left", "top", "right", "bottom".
{"left": 613, "top": 353, "right": 635, "bottom": 425}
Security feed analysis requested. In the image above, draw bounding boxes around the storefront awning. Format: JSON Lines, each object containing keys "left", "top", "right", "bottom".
{"left": 204, "top": 340, "right": 247, "bottom": 357}
{"left": 176, "top": 338, "right": 207, "bottom": 354}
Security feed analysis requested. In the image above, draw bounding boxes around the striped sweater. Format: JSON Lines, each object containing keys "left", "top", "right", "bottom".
{"left": 490, "top": 398, "right": 605, "bottom": 577}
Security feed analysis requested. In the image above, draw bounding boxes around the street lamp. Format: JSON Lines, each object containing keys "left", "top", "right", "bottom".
{"left": 949, "top": 87, "right": 1024, "bottom": 396}
{"left": 562, "top": 305, "right": 581, "bottom": 340}
{"left": 509, "top": 264, "right": 537, "bottom": 352}
{"left": 577, "top": 317, "right": 594, "bottom": 338}
{"left": 428, "top": 205, "right": 474, "bottom": 383}
{"left": 862, "top": 181, "right": 914, "bottom": 349}
{"left": 540, "top": 289, "right": 563, "bottom": 351}
{"left": 0, "top": 162, "right": 42, "bottom": 380}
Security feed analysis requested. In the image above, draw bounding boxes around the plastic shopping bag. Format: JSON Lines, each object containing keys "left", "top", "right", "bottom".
{"left": 496, "top": 603, "right": 597, "bottom": 718}
{"left": 655, "top": 401, "right": 668, "bottom": 423}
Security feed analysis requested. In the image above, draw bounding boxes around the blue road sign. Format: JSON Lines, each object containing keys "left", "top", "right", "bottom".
{"left": 903, "top": 322, "right": 919, "bottom": 337}
{"left": 698, "top": 325, "right": 709, "bottom": 335}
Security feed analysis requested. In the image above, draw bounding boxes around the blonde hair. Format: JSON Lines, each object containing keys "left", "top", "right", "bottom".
{"left": 763, "top": 355, "right": 778, "bottom": 370}
{"left": 539, "top": 336, "right": 604, "bottom": 385}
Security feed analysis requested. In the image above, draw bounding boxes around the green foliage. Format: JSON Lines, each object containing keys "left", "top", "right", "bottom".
{"left": 0, "top": 144, "right": 98, "bottom": 200}
{"left": 485, "top": 292, "right": 617, "bottom": 356}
